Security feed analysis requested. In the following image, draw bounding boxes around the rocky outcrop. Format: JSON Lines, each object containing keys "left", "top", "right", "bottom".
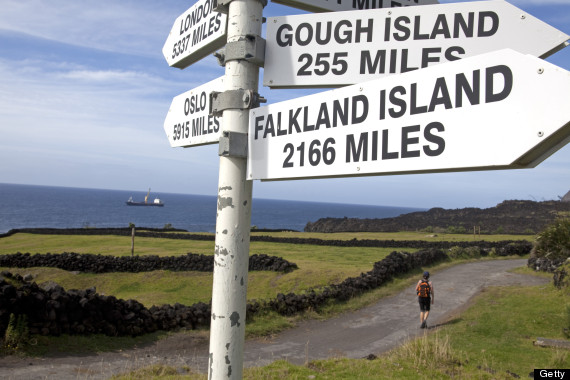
{"left": 305, "top": 200, "right": 570, "bottom": 234}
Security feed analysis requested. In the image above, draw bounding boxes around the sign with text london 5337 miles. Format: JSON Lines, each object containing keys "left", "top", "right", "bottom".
{"left": 263, "top": 0, "right": 569, "bottom": 88}
{"left": 162, "top": 0, "right": 227, "bottom": 69}
{"left": 248, "top": 49, "right": 570, "bottom": 181}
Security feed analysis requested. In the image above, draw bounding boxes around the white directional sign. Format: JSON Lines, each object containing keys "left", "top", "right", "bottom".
{"left": 164, "top": 77, "right": 224, "bottom": 147}
{"left": 272, "top": 0, "right": 438, "bottom": 13}
{"left": 163, "top": 0, "right": 227, "bottom": 69}
{"left": 263, "top": 0, "right": 570, "bottom": 88}
{"left": 249, "top": 49, "right": 570, "bottom": 181}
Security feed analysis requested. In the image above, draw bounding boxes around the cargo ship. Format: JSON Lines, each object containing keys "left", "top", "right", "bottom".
{"left": 126, "top": 188, "right": 164, "bottom": 207}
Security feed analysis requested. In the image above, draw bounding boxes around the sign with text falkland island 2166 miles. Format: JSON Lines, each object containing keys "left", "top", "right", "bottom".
{"left": 162, "top": 0, "right": 227, "bottom": 69}
{"left": 248, "top": 49, "right": 570, "bottom": 181}
{"left": 272, "top": 0, "right": 438, "bottom": 14}
{"left": 263, "top": 0, "right": 570, "bottom": 88}
{"left": 164, "top": 77, "right": 224, "bottom": 147}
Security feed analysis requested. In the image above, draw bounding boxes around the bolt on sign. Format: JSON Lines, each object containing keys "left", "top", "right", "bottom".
{"left": 248, "top": 49, "right": 570, "bottom": 181}
{"left": 162, "top": 0, "right": 227, "bottom": 69}
{"left": 272, "top": 0, "right": 438, "bottom": 14}
{"left": 263, "top": 0, "right": 570, "bottom": 88}
{"left": 164, "top": 77, "right": 224, "bottom": 148}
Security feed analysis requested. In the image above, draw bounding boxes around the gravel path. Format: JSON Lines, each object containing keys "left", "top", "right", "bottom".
{"left": 0, "top": 259, "right": 549, "bottom": 379}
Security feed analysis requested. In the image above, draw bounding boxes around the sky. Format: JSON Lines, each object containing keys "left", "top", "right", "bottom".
{"left": 0, "top": 0, "right": 569, "bottom": 210}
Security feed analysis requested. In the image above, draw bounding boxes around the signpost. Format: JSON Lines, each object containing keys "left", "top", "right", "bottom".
{"left": 163, "top": 77, "right": 224, "bottom": 147}
{"left": 161, "top": 0, "right": 570, "bottom": 377}
{"left": 249, "top": 49, "right": 570, "bottom": 181}
{"left": 162, "top": 0, "right": 227, "bottom": 69}
{"left": 271, "top": 0, "right": 438, "bottom": 14}
{"left": 263, "top": 0, "right": 570, "bottom": 88}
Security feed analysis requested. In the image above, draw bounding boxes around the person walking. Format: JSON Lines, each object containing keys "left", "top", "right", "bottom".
{"left": 416, "top": 271, "right": 434, "bottom": 329}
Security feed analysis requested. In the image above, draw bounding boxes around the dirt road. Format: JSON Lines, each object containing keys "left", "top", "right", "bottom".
{"left": 0, "top": 259, "right": 549, "bottom": 379}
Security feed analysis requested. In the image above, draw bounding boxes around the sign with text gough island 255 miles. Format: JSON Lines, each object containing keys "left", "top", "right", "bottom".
{"left": 164, "top": 77, "right": 224, "bottom": 147}
{"left": 272, "top": 0, "right": 438, "bottom": 14}
{"left": 263, "top": 0, "right": 570, "bottom": 88}
{"left": 163, "top": 0, "right": 227, "bottom": 69}
{"left": 249, "top": 49, "right": 570, "bottom": 181}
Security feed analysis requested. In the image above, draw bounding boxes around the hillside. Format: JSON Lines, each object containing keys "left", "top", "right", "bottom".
{"left": 304, "top": 200, "right": 570, "bottom": 234}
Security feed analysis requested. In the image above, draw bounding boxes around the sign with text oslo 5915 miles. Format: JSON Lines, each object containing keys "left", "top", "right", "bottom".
{"left": 271, "top": 0, "right": 438, "bottom": 14}
{"left": 263, "top": 0, "right": 569, "bottom": 88}
{"left": 164, "top": 77, "right": 224, "bottom": 147}
{"left": 162, "top": 0, "right": 227, "bottom": 69}
{"left": 249, "top": 49, "right": 570, "bottom": 181}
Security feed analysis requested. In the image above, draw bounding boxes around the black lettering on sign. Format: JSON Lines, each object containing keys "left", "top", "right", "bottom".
{"left": 254, "top": 95, "right": 370, "bottom": 144}
{"left": 360, "top": 46, "right": 466, "bottom": 75}
{"left": 276, "top": 19, "right": 373, "bottom": 47}
{"left": 172, "top": 121, "right": 190, "bottom": 141}
{"left": 378, "top": 65, "right": 513, "bottom": 120}
{"left": 179, "top": 0, "right": 213, "bottom": 36}
{"left": 423, "top": 122, "right": 445, "bottom": 156}
{"left": 384, "top": 11, "right": 499, "bottom": 42}
{"left": 282, "top": 138, "right": 336, "bottom": 168}
{"left": 485, "top": 65, "right": 512, "bottom": 103}
{"left": 345, "top": 123, "right": 446, "bottom": 163}
{"left": 401, "top": 125, "right": 421, "bottom": 158}
{"left": 184, "top": 91, "right": 208, "bottom": 115}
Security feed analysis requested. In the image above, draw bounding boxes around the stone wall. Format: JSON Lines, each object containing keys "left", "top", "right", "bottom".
{"left": 1, "top": 248, "right": 448, "bottom": 337}
{"left": 0, "top": 252, "right": 298, "bottom": 274}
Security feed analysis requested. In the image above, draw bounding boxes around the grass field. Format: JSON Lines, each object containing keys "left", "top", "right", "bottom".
{"left": 0, "top": 232, "right": 534, "bottom": 308}
{"left": 3, "top": 230, "right": 564, "bottom": 379}
{"left": 0, "top": 233, "right": 412, "bottom": 307}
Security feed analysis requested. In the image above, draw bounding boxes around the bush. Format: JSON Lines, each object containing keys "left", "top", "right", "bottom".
{"left": 447, "top": 246, "right": 481, "bottom": 260}
{"left": 531, "top": 218, "right": 570, "bottom": 261}
{"left": 3, "top": 313, "right": 29, "bottom": 351}
{"left": 446, "top": 225, "right": 467, "bottom": 234}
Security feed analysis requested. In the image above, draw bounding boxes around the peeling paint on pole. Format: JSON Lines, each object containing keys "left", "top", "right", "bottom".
{"left": 208, "top": 0, "right": 263, "bottom": 377}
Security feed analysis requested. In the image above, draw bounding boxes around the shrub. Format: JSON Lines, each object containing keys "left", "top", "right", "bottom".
{"left": 532, "top": 218, "right": 570, "bottom": 261}
{"left": 494, "top": 226, "right": 505, "bottom": 234}
{"left": 3, "top": 313, "right": 29, "bottom": 351}
{"left": 446, "top": 225, "right": 467, "bottom": 234}
{"left": 448, "top": 246, "right": 481, "bottom": 260}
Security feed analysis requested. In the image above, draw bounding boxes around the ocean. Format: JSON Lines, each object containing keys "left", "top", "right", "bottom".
{"left": 0, "top": 183, "right": 423, "bottom": 233}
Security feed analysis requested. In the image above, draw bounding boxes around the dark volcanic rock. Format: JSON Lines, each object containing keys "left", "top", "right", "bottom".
{"left": 304, "top": 200, "right": 570, "bottom": 234}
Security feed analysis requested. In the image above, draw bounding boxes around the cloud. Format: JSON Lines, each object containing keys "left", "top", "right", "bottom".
{"left": 0, "top": 0, "right": 187, "bottom": 57}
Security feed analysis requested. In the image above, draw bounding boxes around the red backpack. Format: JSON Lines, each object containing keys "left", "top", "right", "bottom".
{"left": 417, "top": 280, "right": 431, "bottom": 298}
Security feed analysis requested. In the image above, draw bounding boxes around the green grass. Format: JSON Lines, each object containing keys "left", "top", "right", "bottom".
{"left": 0, "top": 233, "right": 403, "bottom": 308}
{"left": 0, "top": 233, "right": 214, "bottom": 256}
{"left": 252, "top": 230, "right": 534, "bottom": 242}
{"left": 0, "top": 231, "right": 542, "bottom": 372}
{"left": 0, "top": 231, "right": 533, "bottom": 258}
{"left": 113, "top": 282, "right": 570, "bottom": 379}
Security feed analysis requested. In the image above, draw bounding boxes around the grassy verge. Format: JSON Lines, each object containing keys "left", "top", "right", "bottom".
{"left": 113, "top": 280, "right": 569, "bottom": 379}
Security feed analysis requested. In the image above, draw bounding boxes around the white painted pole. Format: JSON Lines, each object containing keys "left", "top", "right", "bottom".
{"left": 208, "top": 0, "right": 263, "bottom": 378}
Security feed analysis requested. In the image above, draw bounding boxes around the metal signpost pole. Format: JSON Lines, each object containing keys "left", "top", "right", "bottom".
{"left": 208, "top": 0, "right": 264, "bottom": 378}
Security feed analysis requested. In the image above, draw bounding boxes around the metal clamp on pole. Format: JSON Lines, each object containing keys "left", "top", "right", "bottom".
{"left": 219, "top": 131, "right": 248, "bottom": 158}
{"left": 214, "top": 35, "right": 265, "bottom": 67}
{"left": 209, "top": 89, "right": 266, "bottom": 117}
{"left": 213, "top": 0, "right": 267, "bottom": 14}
